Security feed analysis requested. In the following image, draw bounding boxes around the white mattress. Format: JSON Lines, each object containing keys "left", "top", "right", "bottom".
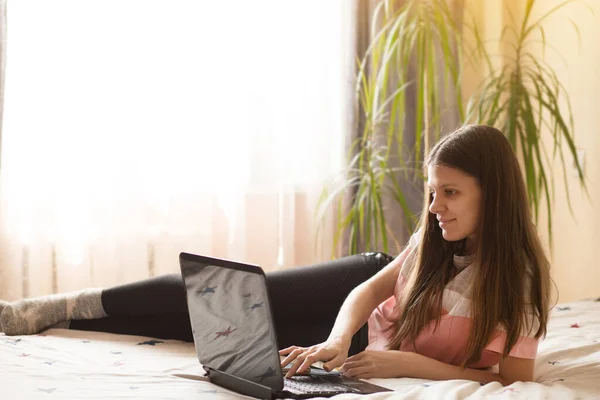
{"left": 2, "top": 298, "right": 600, "bottom": 399}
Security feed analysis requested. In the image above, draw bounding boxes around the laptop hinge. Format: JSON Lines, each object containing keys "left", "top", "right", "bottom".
{"left": 207, "top": 368, "right": 275, "bottom": 400}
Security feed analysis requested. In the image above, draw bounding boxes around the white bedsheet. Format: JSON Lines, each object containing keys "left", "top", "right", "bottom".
{"left": 2, "top": 298, "right": 600, "bottom": 399}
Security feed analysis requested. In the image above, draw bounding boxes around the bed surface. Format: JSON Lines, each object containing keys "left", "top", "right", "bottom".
{"left": 2, "top": 298, "right": 600, "bottom": 399}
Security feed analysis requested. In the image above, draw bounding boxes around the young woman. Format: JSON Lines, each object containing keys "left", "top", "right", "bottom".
{"left": 0, "top": 124, "right": 552, "bottom": 386}
{"left": 280, "top": 124, "right": 552, "bottom": 384}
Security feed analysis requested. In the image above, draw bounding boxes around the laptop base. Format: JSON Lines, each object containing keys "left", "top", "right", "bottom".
{"left": 208, "top": 368, "right": 275, "bottom": 399}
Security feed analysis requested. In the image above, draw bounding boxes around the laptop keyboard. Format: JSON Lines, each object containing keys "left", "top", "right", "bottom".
{"left": 284, "top": 376, "right": 355, "bottom": 395}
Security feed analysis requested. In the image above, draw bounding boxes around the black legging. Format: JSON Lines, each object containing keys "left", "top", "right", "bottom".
{"left": 70, "top": 252, "right": 393, "bottom": 356}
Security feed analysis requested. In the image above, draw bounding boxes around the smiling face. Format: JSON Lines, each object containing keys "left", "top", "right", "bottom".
{"left": 427, "top": 164, "right": 482, "bottom": 253}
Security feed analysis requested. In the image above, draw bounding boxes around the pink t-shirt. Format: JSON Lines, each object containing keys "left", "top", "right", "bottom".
{"left": 366, "top": 230, "right": 539, "bottom": 369}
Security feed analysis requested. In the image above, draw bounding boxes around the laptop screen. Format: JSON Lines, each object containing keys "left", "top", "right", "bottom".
{"left": 180, "top": 254, "right": 284, "bottom": 391}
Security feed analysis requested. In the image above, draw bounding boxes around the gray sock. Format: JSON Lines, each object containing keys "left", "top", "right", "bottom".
{"left": 0, "top": 289, "right": 107, "bottom": 336}
{"left": 0, "top": 300, "right": 8, "bottom": 332}
{"left": 47, "top": 320, "right": 72, "bottom": 330}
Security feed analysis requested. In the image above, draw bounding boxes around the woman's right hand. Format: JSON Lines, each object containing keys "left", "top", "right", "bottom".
{"left": 278, "top": 336, "right": 351, "bottom": 378}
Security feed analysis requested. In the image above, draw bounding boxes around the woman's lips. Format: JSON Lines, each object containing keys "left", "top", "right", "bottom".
{"left": 439, "top": 219, "right": 455, "bottom": 228}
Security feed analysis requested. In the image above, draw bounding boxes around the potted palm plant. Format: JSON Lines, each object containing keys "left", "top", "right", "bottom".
{"left": 317, "top": 0, "right": 586, "bottom": 256}
{"left": 466, "top": 0, "right": 588, "bottom": 238}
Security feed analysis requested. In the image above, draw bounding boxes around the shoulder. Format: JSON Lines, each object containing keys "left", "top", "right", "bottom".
{"left": 407, "top": 226, "right": 423, "bottom": 249}
{"left": 397, "top": 227, "right": 422, "bottom": 278}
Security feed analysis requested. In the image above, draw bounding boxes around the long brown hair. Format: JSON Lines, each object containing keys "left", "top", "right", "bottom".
{"left": 386, "top": 124, "right": 553, "bottom": 367}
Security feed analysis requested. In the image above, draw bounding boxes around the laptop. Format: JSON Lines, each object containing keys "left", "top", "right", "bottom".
{"left": 179, "top": 252, "right": 392, "bottom": 399}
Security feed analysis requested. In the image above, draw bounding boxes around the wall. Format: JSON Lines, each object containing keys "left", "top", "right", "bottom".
{"left": 532, "top": 0, "right": 600, "bottom": 303}
{"left": 463, "top": 0, "right": 600, "bottom": 303}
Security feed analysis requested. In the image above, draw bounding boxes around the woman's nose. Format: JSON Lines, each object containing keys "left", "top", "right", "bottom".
{"left": 429, "top": 193, "right": 445, "bottom": 214}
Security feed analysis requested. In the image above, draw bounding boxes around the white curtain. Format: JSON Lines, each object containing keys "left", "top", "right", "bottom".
{"left": 0, "top": 0, "right": 352, "bottom": 300}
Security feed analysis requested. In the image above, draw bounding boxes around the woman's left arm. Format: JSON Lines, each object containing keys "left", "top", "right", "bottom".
{"left": 340, "top": 351, "right": 534, "bottom": 385}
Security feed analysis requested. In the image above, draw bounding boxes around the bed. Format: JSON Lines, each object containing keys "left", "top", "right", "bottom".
{"left": 2, "top": 297, "right": 600, "bottom": 399}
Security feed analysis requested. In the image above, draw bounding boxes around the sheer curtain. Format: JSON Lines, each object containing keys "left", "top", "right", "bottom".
{"left": 0, "top": 0, "right": 352, "bottom": 300}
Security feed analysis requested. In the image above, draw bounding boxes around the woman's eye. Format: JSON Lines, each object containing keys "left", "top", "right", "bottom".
{"left": 445, "top": 189, "right": 456, "bottom": 196}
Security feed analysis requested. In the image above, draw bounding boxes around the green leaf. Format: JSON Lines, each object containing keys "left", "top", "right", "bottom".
{"left": 522, "top": 0, "right": 576, "bottom": 39}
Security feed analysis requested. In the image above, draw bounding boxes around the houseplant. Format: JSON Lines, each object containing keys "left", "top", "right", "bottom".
{"left": 317, "top": 0, "right": 586, "bottom": 256}
{"left": 465, "top": 0, "right": 588, "bottom": 238}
